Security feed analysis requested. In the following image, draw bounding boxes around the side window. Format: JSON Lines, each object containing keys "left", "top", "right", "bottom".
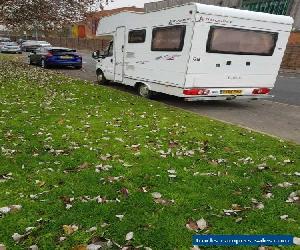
{"left": 151, "top": 25, "right": 186, "bottom": 51}
{"left": 107, "top": 42, "right": 113, "bottom": 56}
{"left": 128, "top": 29, "right": 146, "bottom": 43}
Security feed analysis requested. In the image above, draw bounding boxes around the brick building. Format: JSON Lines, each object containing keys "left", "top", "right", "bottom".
{"left": 68, "top": 7, "right": 143, "bottom": 38}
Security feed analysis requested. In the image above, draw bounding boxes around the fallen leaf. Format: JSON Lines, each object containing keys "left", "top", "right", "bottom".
{"left": 12, "top": 233, "right": 24, "bottom": 243}
{"left": 280, "top": 215, "right": 289, "bottom": 220}
{"left": 293, "top": 237, "right": 300, "bottom": 245}
{"left": 29, "top": 245, "right": 39, "bottom": 250}
{"left": 0, "top": 205, "right": 22, "bottom": 215}
{"left": 196, "top": 218, "right": 207, "bottom": 230}
{"left": 125, "top": 232, "right": 134, "bottom": 241}
{"left": 63, "top": 225, "right": 78, "bottom": 235}
{"left": 278, "top": 182, "right": 293, "bottom": 188}
{"left": 286, "top": 191, "right": 300, "bottom": 203}
{"left": 72, "top": 245, "right": 87, "bottom": 250}
{"left": 186, "top": 220, "right": 198, "bottom": 231}
{"left": 116, "top": 214, "right": 124, "bottom": 221}
{"left": 151, "top": 192, "right": 162, "bottom": 199}
{"left": 86, "top": 226, "right": 97, "bottom": 233}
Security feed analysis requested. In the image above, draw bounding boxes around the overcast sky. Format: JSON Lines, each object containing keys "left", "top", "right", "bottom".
{"left": 102, "top": 0, "right": 161, "bottom": 9}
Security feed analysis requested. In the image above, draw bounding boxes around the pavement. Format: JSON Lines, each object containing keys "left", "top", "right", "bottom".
{"left": 24, "top": 51, "right": 300, "bottom": 144}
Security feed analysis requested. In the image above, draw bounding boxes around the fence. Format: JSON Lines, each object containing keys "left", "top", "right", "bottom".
{"left": 281, "top": 45, "right": 300, "bottom": 70}
{"left": 46, "top": 37, "right": 110, "bottom": 51}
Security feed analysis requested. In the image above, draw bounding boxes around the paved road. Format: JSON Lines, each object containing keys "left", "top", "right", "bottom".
{"left": 26, "top": 52, "right": 300, "bottom": 144}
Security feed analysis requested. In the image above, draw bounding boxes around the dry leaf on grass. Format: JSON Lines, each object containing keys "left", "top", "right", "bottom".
{"left": 196, "top": 218, "right": 208, "bottom": 230}
{"left": 151, "top": 192, "right": 162, "bottom": 199}
{"left": 125, "top": 232, "right": 134, "bottom": 241}
{"left": 186, "top": 218, "right": 208, "bottom": 231}
{"left": 293, "top": 237, "right": 300, "bottom": 245}
{"left": 0, "top": 205, "right": 22, "bottom": 215}
{"left": 286, "top": 191, "right": 300, "bottom": 203}
{"left": 29, "top": 245, "right": 38, "bottom": 250}
{"left": 63, "top": 225, "right": 78, "bottom": 235}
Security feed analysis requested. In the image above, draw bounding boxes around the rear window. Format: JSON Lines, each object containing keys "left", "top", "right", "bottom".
{"left": 151, "top": 25, "right": 186, "bottom": 51}
{"left": 128, "top": 29, "right": 146, "bottom": 43}
{"left": 207, "top": 26, "right": 278, "bottom": 56}
{"left": 50, "top": 49, "right": 76, "bottom": 54}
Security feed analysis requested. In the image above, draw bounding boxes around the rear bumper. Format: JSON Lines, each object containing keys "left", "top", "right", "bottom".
{"left": 46, "top": 60, "right": 82, "bottom": 67}
{"left": 185, "top": 95, "right": 273, "bottom": 101}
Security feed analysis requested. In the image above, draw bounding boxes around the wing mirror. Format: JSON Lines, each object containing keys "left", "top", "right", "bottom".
{"left": 92, "top": 50, "right": 100, "bottom": 59}
{"left": 92, "top": 50, "right": 106, "bottom": 59}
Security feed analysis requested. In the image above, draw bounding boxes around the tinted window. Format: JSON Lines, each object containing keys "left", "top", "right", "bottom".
{"left": 151, "top": 25, "right": 186, "bottom": 51}
{"left": 128, "top": 29, "right": 146, "bottom": 43}
{"left": 207, "top": 26, "right": 278, "bottom": 56}
{"left": 50, "top": 49, "right": 76, "bottom": 54}
{"left": 107, "top": 42, "right": 113, "bottom": 56}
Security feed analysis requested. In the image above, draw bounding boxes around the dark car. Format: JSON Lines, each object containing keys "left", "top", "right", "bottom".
{"left": 22, "top": 40, "right": 51, "bottom": 52}
{"left": 28, "top": 47, "right": 82, "bottom": 69}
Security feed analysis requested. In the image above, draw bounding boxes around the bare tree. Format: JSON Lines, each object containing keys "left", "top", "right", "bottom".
{"left": 0, "top": 0, "right": 112, "bottom": 33}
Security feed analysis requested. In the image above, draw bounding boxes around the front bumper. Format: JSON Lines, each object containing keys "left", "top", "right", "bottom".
{"left": 184, "top": 95, "right": 274, "bottom": 101}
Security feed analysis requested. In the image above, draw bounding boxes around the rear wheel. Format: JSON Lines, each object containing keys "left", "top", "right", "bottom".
{"left": 137, "top": 83, "right": 153, "bottom": 99}
{"left": 96, "top": 70, "right": 108, "bottom": 84}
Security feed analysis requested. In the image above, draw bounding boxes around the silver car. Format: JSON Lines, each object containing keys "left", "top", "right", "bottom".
{"left": 0, "top": 42, "right": 22, "bottom": 54}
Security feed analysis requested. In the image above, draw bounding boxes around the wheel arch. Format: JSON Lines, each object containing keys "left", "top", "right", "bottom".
{"left": 134, "top": 81, "right": 152, "bottom": 91}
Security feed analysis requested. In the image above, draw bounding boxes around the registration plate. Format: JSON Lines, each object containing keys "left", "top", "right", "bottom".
{"left": 220, "top": 90, "right": 242, "bottom": 95}
{"left": 60, "top": 55, "right": 73, "bottom": 59}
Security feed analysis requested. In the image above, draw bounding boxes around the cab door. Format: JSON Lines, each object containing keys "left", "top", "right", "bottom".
{"left": 97, "top": 42, "right": 114, "bottom": 80}
{"left": 114, "top": 27, "right": 126, "bottom": 82}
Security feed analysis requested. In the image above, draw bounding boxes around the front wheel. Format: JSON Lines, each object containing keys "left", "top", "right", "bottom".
{"left": 28, "top": 56, "right": 32, "bottom": 65}
{"left": 137, "top": 83, "right": 153, "bottom": 99}
{"left": 41, "top": 59, "right": 48, "bottom": 69}
{"left": 96, "top": 70, "right": 108, "bottom": 85}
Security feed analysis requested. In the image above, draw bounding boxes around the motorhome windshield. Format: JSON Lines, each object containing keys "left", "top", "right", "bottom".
{"left": 207, "top": 26, "right": 278, "bottom": 56}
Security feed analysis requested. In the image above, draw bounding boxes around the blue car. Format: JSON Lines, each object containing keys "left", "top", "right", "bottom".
{"left": 28, "top": 47, "right": 82, "bottom": 69}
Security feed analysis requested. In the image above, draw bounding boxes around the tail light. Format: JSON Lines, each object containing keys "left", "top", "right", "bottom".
{"left": 183, "top": 88, "right": 210, "bottom": 95}
{"left": 46, "top": 52, "right": 53, "bottom": 58}
{"left": 252, "top": 88, "right": 270, "bottom": 95}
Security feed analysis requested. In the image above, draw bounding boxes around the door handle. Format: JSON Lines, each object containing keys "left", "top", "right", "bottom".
{"left": 111, "top": 59, "right": 113, "bottom": 63}
{"left": 121, "top": 45, "right": 124, "bottom": 52}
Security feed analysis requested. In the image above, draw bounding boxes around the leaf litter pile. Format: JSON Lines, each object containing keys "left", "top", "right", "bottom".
{"left": 0, "top": 55, "right": 299, "bottom": 249}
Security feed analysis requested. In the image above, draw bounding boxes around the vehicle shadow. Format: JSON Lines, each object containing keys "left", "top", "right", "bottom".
{"left": 102, "top": 81, "right": 251, "bottom": 109}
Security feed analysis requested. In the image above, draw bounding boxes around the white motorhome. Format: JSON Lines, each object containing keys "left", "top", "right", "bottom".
{"left": 93, "top": 3, "right": 293, "bottom": 101}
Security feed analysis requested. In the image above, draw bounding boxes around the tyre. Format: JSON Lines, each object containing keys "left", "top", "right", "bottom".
{"left": 28, "top": 56, "right": 32, "bottom": 65}
{"left": 41, "top": 59, "right": 48, "bottom": 69}
{"left": 75, "top": 65, "right": 82, "bottom": 70}
{"left": 96, "top": 70, "right": 108, "bottom": 84}
{"left": 137, "top": 83, "right": 153, "bottom": 99}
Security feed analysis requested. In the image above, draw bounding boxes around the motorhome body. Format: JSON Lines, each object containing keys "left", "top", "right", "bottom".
{"left": 94, "top": 3, "right": 293, "bottom": 101}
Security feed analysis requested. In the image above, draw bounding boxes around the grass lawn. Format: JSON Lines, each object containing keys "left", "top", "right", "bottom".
{"left": 0, "top": 54, "right": 299, "bottom": 250}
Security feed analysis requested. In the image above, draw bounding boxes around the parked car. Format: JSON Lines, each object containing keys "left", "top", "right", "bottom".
{"left": 28, "top": 47, "right": 82, "bottom": 69}
{"left": 22, "top": 40, "right": 51, "bottom": 52}
{"left": 0, "top": 37, "right": 11, "bottom": 42}
{"left": 0, "top": 42, "right": 22, "bottom": 54}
